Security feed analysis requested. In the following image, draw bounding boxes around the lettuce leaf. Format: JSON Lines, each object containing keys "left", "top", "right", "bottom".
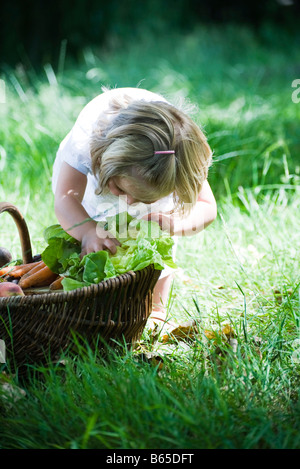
{"left": 61, "top": 277, "right": 91, "bottom": 291}
{"left": 41, "top": 212, "right": 177, "bottom": 291}
{"left": 82, "top": 251, "right": 116, "bottom": 283}
{"left": 43, "top": 224, "right": 79, "bottom": 245}
{"left": 41, "top": 238, "right": 81, "bottom": 274}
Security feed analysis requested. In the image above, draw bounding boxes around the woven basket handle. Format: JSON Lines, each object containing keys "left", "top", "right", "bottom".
{"left": 0, "top": 201, "right": 33, "bottom": 264}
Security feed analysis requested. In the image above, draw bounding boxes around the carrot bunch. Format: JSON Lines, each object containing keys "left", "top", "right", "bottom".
{"left": 0, "top": 261, "right": 63, "bottom": 290}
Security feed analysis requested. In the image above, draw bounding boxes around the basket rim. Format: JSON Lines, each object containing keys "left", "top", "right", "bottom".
{"left": 0, "top": 264, "right": 160, "bottom": 306}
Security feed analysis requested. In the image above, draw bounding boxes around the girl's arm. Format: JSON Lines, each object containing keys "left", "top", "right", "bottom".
{"left": 146, "top": 180, "right": 217, "bottom": 236}
{"left": 174, "top": 179, "right": 217, "bottom": 236}
{"left": 54, "top": 162, "right": 120, "bottom": 256}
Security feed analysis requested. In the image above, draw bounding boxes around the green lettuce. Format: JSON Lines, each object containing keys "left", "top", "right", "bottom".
{"left": 43, "top": 224, "right": 79, "bottom": 244}
{"left": 41, "top": 226, "right": 81, "bottom": 274}
{"left": 41, "top": 213, "right": 177, "bottom": 292}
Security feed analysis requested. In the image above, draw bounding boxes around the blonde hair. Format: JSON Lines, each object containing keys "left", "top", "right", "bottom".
{"left": 90, "top": 94, "right": 212, "bottom": 212}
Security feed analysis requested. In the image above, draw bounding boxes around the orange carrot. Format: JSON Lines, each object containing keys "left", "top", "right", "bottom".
{"left": 19, "top": 265, "right": 58, "bottom": 289}
{"left": 0, "top": 261, "right": 41, "bottom": 278}
{"left": 0, "top": 266, "right": 14, "bottom": 277}
{"left": 19, "top": 261, "right": 45, "bottom": 280}
{"left": 49, "top": 276, "right": 64, "bottom": 291}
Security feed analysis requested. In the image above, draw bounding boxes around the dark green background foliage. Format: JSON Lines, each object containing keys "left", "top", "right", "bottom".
{"left": 0, "top": 0, "right": 299, "bottom": 67}
{"left": 0, "top": 1, "right": 299, "bottom": 202}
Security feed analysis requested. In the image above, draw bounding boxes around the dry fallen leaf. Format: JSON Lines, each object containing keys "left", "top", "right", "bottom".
{"left": 204, "top": 329, "right": 217, "bottom": 340}
{"left": 166, "top": 319, "right": 197, "bottom": 336}
{"left": 222, "top": 324, "right": 236, "bottom": 338}
{"left": 204, "top": 324, "right": 235, "bottom": 341}
{"left": 162, "top": 319, "right": 198, "bottom": 343}
{"left": 161, "top": 321, "right": 237, "bottom": 345}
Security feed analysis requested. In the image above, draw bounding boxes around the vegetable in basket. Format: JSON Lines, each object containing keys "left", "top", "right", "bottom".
{"left": 41, "top": 212, "right": 177, "bottom": 291}
{"left": 0, "top": 281, "right": 24, "bottom": 297}
{"left": 0, "top": 247, "right": 12, "bottom": 268}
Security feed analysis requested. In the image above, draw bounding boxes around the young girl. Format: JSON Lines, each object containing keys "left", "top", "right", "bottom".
{"left": 52, "top": 87, "right": 217, "bottom": 319}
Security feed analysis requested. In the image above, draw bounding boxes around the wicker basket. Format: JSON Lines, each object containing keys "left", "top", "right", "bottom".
{"left": 0, "top": 202, "right": 161, "bottom": 372}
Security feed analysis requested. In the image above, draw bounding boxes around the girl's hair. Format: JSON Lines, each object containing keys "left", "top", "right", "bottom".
{"left": 90, "top": 93, "right": 212, "bottom": 212}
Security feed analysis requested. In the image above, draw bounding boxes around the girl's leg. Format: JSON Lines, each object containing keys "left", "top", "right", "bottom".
{"left": 149, "top": 273, "right": 177, "bottom": 330}
{"left": 150, "top": 239, "right": 178, "bottom": 326}
{"left": 152, "top": 273, "right": 173, "bottom": 314}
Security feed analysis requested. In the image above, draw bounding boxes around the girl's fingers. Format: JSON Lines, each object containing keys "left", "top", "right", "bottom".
{"left": 80, "top": 248, "right": 87, "bottom": 259}
{"left": 104, "top": 232, "right": 121, "bottom": 245}
{"left": 81, "top": 231, "right": 120, "bottom": 257}
{"left": 103, "top": 238, "right": 118, "bottom": 254}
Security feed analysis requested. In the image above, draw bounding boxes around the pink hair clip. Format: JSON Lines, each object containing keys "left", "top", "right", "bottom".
{"left": 154, "top": 150, "right": 175, "bottom": 155}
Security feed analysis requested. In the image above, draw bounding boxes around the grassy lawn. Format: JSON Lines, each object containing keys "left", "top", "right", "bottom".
{"left": 0, "top": 25, "right": 300, "bottom": 449}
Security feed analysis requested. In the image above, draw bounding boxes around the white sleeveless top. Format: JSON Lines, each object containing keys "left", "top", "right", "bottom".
{"left": 52, "top": 87, "right": 175, "bottom": 222}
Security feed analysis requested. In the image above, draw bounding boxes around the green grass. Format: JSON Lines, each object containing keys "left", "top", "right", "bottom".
{"left": 0, "top": 24, "right": 300, "bottom": 449}
{"left": 1, "top": 338, "right": 300, "bottom": 450}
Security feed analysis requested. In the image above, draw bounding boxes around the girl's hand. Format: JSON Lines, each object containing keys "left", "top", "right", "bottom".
{"left": 143, "top": 212, "right": 175, "bottom": 236}
{"left": 80, "top": 225, "right": 120, "bottom": 258}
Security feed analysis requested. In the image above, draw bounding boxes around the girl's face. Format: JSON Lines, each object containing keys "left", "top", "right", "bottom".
{"left": 108, "top": 176, "right": 158, "bottom": 205}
